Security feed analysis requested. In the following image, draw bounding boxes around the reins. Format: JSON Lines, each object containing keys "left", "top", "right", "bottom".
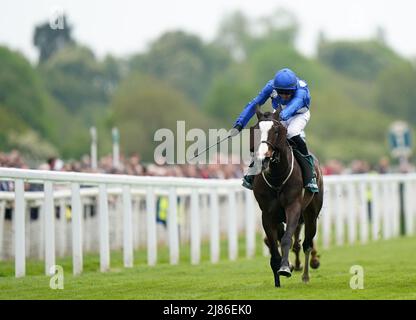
{"left": 259, "top": 119, "right": 294, "bottom": 191}
{"left": 262, "top": 145, "right": 294, "bottom": 192}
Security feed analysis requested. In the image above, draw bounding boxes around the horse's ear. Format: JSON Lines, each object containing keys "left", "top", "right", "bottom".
{"left": 273, "top": 105, "right": 282, "bottom": 121}
{"left": 255, "top": 104, "right": 263, "bottom": 120}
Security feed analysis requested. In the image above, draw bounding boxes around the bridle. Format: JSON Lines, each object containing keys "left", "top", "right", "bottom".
{"left": 260, "top": 119, "right": 282, "bottom": 163}
{"left": 258, "top": 118, "right": 294, "bottom": 191}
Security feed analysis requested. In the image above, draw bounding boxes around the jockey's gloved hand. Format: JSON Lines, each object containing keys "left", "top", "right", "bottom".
{"left": 228, "top": 124, "right": 243, "bottom": 137}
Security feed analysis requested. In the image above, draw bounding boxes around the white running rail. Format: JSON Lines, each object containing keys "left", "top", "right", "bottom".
{"left": 0, "top": 167, "right": 415, "bottom": 278}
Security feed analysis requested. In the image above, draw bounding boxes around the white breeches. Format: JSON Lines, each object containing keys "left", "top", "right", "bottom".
{"left": 280, "top": 110, "right": 310, "bottom": 139}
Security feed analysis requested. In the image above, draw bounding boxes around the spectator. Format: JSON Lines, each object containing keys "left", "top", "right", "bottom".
{"left": 1, "top": 149, "right": 413, "bottom": 178}
{"left": 322, "top": 159, "right": 345, "bottom": 175}
{"left": 376, "top": 157, "right": 390, "bottom": 174}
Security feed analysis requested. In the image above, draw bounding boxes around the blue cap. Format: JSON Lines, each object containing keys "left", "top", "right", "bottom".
{"left": 273, "top": 68, "right": 297, "bottom": 91}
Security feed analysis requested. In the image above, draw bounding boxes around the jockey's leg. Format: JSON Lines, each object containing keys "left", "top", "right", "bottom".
{"left": 286, "top": 112, "right": 319, "bottom": 193}
{"left": 289, "top": 135, "right": 319, "bottom": 193}
{"left": 242, "top": 152, "right": 256, "bottom": 190}
{"left": 242, "top": 124, "right": 261, "bottom": 190}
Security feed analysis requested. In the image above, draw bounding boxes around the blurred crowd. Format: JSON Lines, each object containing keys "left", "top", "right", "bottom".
{"left": 0, "top": 150, "right": 245, "bottom": 181}
{"left": 321, "top": 156, "right": 414, "bottom": 175}
{"left": 1, "top": 149, "right": 415, "bottom": 191}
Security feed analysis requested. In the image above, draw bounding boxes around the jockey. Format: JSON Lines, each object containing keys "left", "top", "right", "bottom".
{"left": 228, "top": 68, "right": 319, "bottom": 192}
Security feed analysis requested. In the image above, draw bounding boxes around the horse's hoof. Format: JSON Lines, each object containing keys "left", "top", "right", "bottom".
{"left": 289, "top": 263, "right": 295, "bottom": 272}
{"left": 302, "top": 274, "right": 310, "bottom": 283}
{"left": 310, "top": 259, "right": 320, "bottom": 269}
{"left": 278, "top": 266, "right": 292, "bottom": 277}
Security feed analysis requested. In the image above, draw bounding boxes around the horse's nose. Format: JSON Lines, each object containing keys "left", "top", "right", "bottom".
{"left": 262, "top": 157, "right": 270, "bottom": 170}
{"left": 266, "top": 149, "right": 273, "bottom": 158}
{"left": 257, "top": 145, "right": 272, "bottom": 160}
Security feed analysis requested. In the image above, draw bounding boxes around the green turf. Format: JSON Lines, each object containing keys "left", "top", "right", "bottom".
{"left": 1, "top": 235, "right": 416, "bottom": 300}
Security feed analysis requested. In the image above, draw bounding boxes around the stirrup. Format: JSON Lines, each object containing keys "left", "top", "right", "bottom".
{"left": 305, "top": 177, "right": 319, "bottom": 193}
{"left": 242, "top": 175, "right": 254, "bottom": 190}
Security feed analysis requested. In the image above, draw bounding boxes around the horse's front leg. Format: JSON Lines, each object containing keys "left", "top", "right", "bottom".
{"left": 262, "top": 212, "right": 281, "bottom": 287}
{"left": 278, "top": 201, "right": 302, "bottom": 277}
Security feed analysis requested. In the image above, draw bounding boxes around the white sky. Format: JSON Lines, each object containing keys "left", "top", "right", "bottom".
{"left": 1, "top": 0, "right": 415, "bottom": 62}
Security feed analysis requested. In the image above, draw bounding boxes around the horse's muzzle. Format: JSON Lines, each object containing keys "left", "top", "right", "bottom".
{"left": 262, "top": 157, "right": 270, "bottom": 171}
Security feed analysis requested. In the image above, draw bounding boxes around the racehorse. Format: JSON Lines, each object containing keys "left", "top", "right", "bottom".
{"left": 251, "top": 105, "right": 323, "bottom": 287}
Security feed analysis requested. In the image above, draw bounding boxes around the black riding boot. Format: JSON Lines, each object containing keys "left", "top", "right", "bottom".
{"left": 242, "top": 152, "right": 256, "bottom": 190}
{"left": 289, "top": 135, "right": 319, "bottom": 193}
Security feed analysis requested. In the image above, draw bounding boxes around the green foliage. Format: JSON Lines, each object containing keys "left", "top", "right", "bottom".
{"left": 129, "top": 31, "right": 230, "bottom": 104}
{"left": 0, "top": 46, "right": 51, "bottom": 136}
{"left": 204, "top": 62, "right": 256, "bottom": 127}
{"left": 214, "top": 11, "right": 252, "bottom": 60}
{"left": 308, "top": 90, "right": 390, "bottom": 163}
{"left": 215, "top": 9, "right": 298, "bottom": 61}
{"left": 7, "top": 131, "right": 58, "bottom": 161}
{"left": 204, "top": 37, "right": 393, "bottom": 163}
{"left": 0, "top": 46, "right": 92, "bottom": 159}
{"left": 2, "top": 10, "right": 415, "bottom": 165}
{"left": 317, "top": 39, "right": 407, "bottom": 80}
{"left": 39, "top": 45, "right": 119, "bottom": 113}
{"left": 0, "top": 106, "right": 29, "bottom": 149}
{"left": 375, "top": 63, "right": 416, "bottom": 124}
{"left": 110, "top": 74, "right": 216, "bottom": 160}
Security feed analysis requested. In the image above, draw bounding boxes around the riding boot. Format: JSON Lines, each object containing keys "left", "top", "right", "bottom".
{"left": 242, "top": 152, "right": 257, "bottom": 190}
{"left": 289, "top": 135, "right": 319, "bottom": 193}
{"left": 303, "top": 154, "right": 319, "bottom": 193}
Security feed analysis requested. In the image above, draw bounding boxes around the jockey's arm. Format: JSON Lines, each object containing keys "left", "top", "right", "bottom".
{"left": 279, "top": 88, "right": 309, "bottom": 121}
{"left": 233, "top": 80, "right": 274, "bottom": 129}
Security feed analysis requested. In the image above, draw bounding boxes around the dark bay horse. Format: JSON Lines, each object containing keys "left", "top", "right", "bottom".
{"left": 251, "top": 105, "right": 323, "bottom": 287}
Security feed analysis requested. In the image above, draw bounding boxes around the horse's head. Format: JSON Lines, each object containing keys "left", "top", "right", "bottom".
{"left": 255, "top": 105, "right": 287, "bottom": 170}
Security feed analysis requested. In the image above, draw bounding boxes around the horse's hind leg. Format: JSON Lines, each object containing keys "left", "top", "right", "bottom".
{"left": 309, "top": 190, "right": 323, "bottom": 270}
{"left": 292, "top": 223, "right": 303, "bottom": 271}
{"left": 310, "top": 242, "right": 320, "bottom": 269}
{"left": 309, "top": 166, "right": 323, "bottom": 271}
{"left": 266, "top": 223, "right": 284, "bottom": 253}
{"left": 302, "top": 204, "right": 319, "bottom": 283}
{"left": 262, "top": 213, "right": 282, "bottom": 287}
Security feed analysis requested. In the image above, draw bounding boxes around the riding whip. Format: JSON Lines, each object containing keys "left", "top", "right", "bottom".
{"left": 189, "top": 135, "right": 232, "bottom": 161}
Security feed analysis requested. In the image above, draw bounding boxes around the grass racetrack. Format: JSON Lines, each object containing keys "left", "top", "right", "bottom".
{"left": 1, "top": 236, "right": 416, "bottom": 300}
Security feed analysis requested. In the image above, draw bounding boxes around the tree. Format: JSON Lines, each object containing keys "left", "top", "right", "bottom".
{"left": 215, "top": 11, "right": 251, "bottom": 61}
{"left": 129, "top": 31, "right": 230, "bottom": 105}
{"left": 375, "top": 63, "right": 416, "bottom": 124}
{"left": 215, "top": 9, "right": 298, "bottom": 61}
{"left": 0, "top": 46, "right": 88, "bottom": 158}
{"left": 110, "top": 74, "right": 215, "bottom": 160}
{"left": 0, "top": 46, "right": 50, "bottom": 135}
{"left": 317, "top": 39, "right": 406, "bottom": 80}
{"left": 33, "top": 15, "right": 74, "bottom": 63}
{"left": 39, "top": 45, "right": 120, "bottom": 114}
{"left": 255, "top": 8, "right": 298, "bottom": 47}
